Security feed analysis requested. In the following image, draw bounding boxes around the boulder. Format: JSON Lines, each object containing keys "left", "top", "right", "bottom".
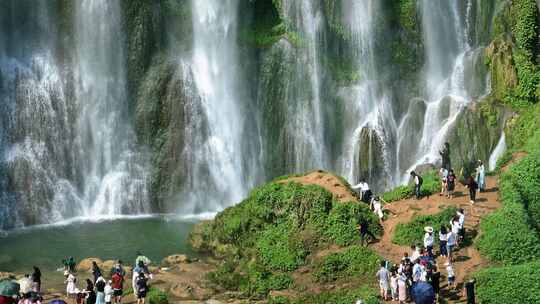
{"left": 189, "top": 221, "right": 213, "bottom": 252}
{"left": 77, "top": 258, "right": 103, "bottom": 272}
{"left": 161, "top": 254, "right": 190, "bottom": 267}
{"left": 412, "top": 163, "right": 437, "bottom": 176}
{"left": 169, "top": 283, "right": 215, "bottom": 301}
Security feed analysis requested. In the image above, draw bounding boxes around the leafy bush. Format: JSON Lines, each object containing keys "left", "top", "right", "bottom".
{"left": 206, "top": 260, "right": 246, "bottom": 291}
{"left": 324, "top": 203, "right": 382, "bottom": 246}
{"left": 392, "top": 207, "right": 457, "bottom": 246}
{"left": 477, "top": 169, "right": 540, "bottom": 264}
{"left": 242, "top": 263, "right": 293, "bottom": 298}
{"left": 382, "top": 170, "right": 440, "bottom": 202}
{"left": 147, "top": 288, "right": 169, "bottom": 304}
{"left": 474, "top": 260, "right": 540, "bottom": 303}
{"left": 506, "top": 150, "right": 540, "bottom": 229}
{"left": 314, "top": 246, "right": 381, "bottom": 283}
{"left": 289, "top": 286, "right": 379, "bottom": 304}
{"left": 256, "top": 223, "right": 307, "bottom": 271}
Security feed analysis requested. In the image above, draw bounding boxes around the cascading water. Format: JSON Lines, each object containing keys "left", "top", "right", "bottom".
{"left": 401, "top": 0, "right": 490, "bottom": 180}
{"left": 278, "top": 0, "right": 329, "bottom": 172}
{"left": 72, "top": 0, "right": 149, "bottom": 216}
{"left": 0, "top": 0, "right": 149, "bottom": 229}
{"left": 489, "top": 132, "right": 506, "bottom": 170}
{"left": 179, "top": 0, "right": 249, "bottom": 214}
{"left": 339, "top": 0, "right": 397, "bottom": 190}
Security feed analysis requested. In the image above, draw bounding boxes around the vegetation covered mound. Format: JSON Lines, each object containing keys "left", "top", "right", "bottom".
{"left": 392, "top": 207, "right": 457, "bottom": 246}
{"left": 382, "top": 170, "right": 440, "bottom": 202}
{"left": 189, "top": 172, "right": 383, "bottom": 300}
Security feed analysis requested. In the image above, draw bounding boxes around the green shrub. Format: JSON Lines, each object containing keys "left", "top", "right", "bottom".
{"left": 147, "top": 288, "right": 169, "bottom": 304}
{"left": 477, "top": 171, "right": 540, "bottom": 264}
{"left": 392, "top": 207, "right": 457, "bottom": 246}
{"left": 474, "top": 260, "right": 540, "bottom": 303}
{"left": 506, "top": 150, "right": 540, "bottom": 229}
{"left": 324, "top": 203, "right": 382, "bottom": 246}
{"left": 242, "top": 263, "right": 293, "bottom": 299}
{"left": 206, "top": 260, "right": 246, "bottom": 291}
{"left": 291, "top": 286, "right": 379, "bottom": 304}
{"left": 256, "top": 223, "right": 307, "bottom": 271}
{"left": 314, "top": 246, "right": 381, "bottom": 283}
{"left": 382, "top": 170, "right": 440, "bottom": 202}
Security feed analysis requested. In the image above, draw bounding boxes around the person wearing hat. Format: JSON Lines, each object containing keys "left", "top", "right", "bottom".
{"left": 424, "top": 227, "right": 434, "bottom": 257}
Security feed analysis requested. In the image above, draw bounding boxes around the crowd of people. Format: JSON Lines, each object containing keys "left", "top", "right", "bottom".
{"left": 0, "top": 253, "right": 153, "bottom": 304}
{"left": 365, "top": 142, "right": 485, "bottom": 303}
{"left": 63, "top": 252, "right": 152, "bottom": 304}
{"left": 374, "top": 207, "right": 475, "bottom": 304}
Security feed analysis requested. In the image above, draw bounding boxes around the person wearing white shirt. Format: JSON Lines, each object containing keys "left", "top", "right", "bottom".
{"left": 410, "top": 171, "right": 422, "bottom": 199}
{"left": 446, "top": 229, "right": 456, "bottom": 264}
{"left": 457, "top": 209, "right": 465, "bottom": 243}
{"left": 410, "top": 245, "right": 421, "bottom": 262}
{"left": 423, "top": 227, "right": 434, "bottom": 256}
{"left": 352, "top": 180, "right": 371, "bottom": 203}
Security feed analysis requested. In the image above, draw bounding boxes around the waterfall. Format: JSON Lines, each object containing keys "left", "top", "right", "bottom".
{"left": 339, "top": 0, "right": 396, "bottom": 189}
{"left": 279, "top": 0, "right": 328, "bottom": 172}
{"left": 489, "top": 132, "right": 506, "bottom": 170}
{"left": 402, "top": 0, "right": 490, "bottom": 179}
{"left": 178, "top": 0, "right": 248, "bottom": 214}
{"left": 72, "top": 0, "right": 149, "bottom": 217}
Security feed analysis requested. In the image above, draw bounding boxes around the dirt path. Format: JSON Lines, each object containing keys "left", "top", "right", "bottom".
{"left": 281, "top": 170, "right": 358, "bottom": 203}
{"left": 371, "top": 176, "right": 501, "bottom": 303}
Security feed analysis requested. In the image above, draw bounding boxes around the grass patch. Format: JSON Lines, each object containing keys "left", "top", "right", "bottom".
{"left": 314, "top": 246, "right": 381, "bottom": 283}
{"left": 392, "top": 207, "right": 458, "bottom": 246}
{"left": 382, "top": 170, "right": 440, "bottom": 202}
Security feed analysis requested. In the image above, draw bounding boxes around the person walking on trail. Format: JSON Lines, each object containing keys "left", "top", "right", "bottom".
{"left": 446, "top": 169, "right": 456, "bottom": 198}
{"left": 370, "top": 196, "right": 385, "bottom": 224}
{"left": 135, "top": 273, "right": 148, "bottom": 304}
{"left": 65, "top": 271, "right": 78, "bottom": 298}
{"left": 424, "top": 227, "right": 434, "bottom": 257}
{"left": 31, "top": 266, "right": 41, "bottom": 293}
{"left": 390, "top": 271, "right": 399, "bottom": 301}
{"left": 450, "top": 216, "right": 460, "bottom": 247}
{"left": 95, "top": 277, "right": 106, "bottom": 304}
{"left": 358, "top": 218, "right": 377, "bottom": 246}
{"left": 104, "top": 280, "right": 113, "bottom": 304}
{"left": 352, "top": 180, "right": 372, "bottom": 203}
{"left": 439, "top": 168, "right": 448, "bottom": 196}
{"left": 457, "top": 209, "right": 466, "bottom": 243}
{"left": 375, "top": 261, "right": 390, "bottom": 301}
{"left": 397, "top": 269, "right": 407, "bottom": 304}
{"left": 110, "top": 260, "right": 126, "bottom": 278}
{"left": 84, "top": 279, "right": 96, "bottom": 304}
{"left": 92, "top": 261, "right": 102, "bottom": 284}
{"left": 465, "top": 175, "right": 479, "bottom": 204}
{"left": 446, "top": 263, "right": 456, "bottom": 290}
{"left": 439, "top": 142, "right": 451, "bottom": 170}
{"left": 465, "top": 279, "right": 476, "bottom": 304}
{"left": 410, "top": 171, "right": 423, "bottom": 200}
{"left": 446, "top": 227, "right": 456, "bottom": 265}
{"left": 111, "top": 270, "right": 124, "bottom": 304}
{"left": 135, "top": 252, "right": 151, "bottom": 274}
{"left": 439, "top": 226, "right": 448, "bottom": 258}
{"left": 476, "top": 160, "right": 486, "bottom": 192}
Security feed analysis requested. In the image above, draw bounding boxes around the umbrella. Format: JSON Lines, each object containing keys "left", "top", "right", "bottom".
{"left": 411, "top": 282, "right": 436, "bottom": 304}
{"left": 0, "top": 280, "right": 19, "bottom": 297}
{"left": 49, "top": 300, "right": 67, "bottom": 304}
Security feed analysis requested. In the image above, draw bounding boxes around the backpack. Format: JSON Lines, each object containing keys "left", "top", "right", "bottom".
{"left": 417, "top": 175, "right": 423, "bottom": 186}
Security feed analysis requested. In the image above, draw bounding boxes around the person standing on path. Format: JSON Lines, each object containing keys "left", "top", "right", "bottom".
{"left": 446, "top": 227, "right": 456, "bottom": 264}
{"left": 92, "top": 262, "right": 102, "bottom": 284}
{"left": 136, "top": 273, "right": 148, "bottom": 304}
{"left": 446, "top": 169, "right": 456, "bottom": 198}
{"left": 465, "top": 176, "right": 479, "bottom": 204}
{"left": 424, "top": 227, "right": 434, "bottom": 257}
{"left": 111, "top": 270, "right": 124, "bottom": 304}
{"left": 352, "top": 180, "right": 372, "bottom": 203}
{"left": 439, "top": 226, "right": 448, "bottom": 257}
{"left": 104, "top": 280, "right": 113, "bottom": 304}
{"left": 410, "top": 171, "right": 423, "bottom": 200}
{"left": 31, "top": 266, "right": 41, "bottom": 293}
{"left": 95, "top": 277, "right": 106, "bottom": 304}
{"left": 446, "top": 263, "right": 456, "bottom": 290}
{"left": 439, "top": 142, "right": 451, "bottom": 170}
{"left": 375, "top": 261, "right": 390, "bottom": 301}
{"left": 439, "top": 168, "right": 448, "bottom": 196}
{"left": 457, "top": 209, "right": 466, "bottom": 243}
{"left": 476, "top": 160, "right": 486, "bottom": 192}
